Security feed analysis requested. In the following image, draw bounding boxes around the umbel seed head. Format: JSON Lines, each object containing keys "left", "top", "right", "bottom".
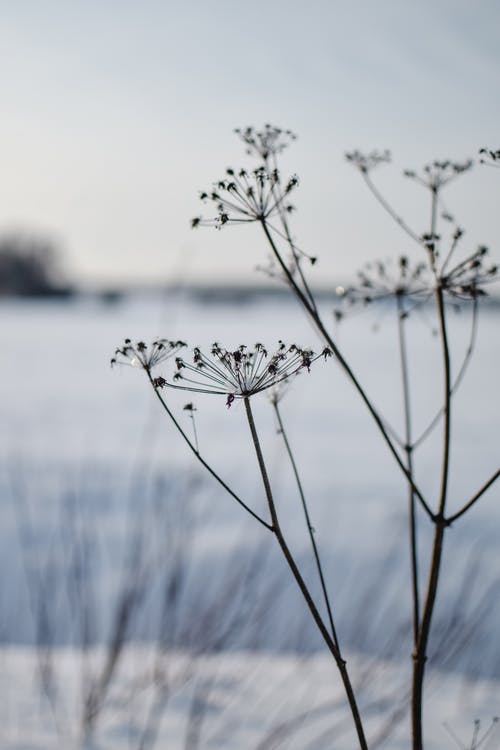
{"left": 169, "top": 342, "right": 331, "bottom": 407}
{"left": 111, "top": 339, "right": 187, "bottom": 372}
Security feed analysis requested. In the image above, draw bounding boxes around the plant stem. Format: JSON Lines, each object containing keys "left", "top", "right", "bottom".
{"left": 190, "top": 413, "right": 199, "bottom": 454}
{"left": 411, "top": 519, "right": 446, "bottom": 750}
{"left": 244, "top": 396, "right": 368, "bottom": 750}
{"left": 266, "top": 164, "right": 319, "bottom": 314}
{"left": 435, "top": 288, "right": 452, "bottom": 519}
{"left": 411, "top": 187, "right": 452, "bottom": 750}
{"left": 396, "top": 295, "right": 420, "bottom": 647}
{"left": 147, "top": 373, "right": 273, "bottom": 532}
{"left": 273, "top": 400, "right": 340, "bottom": 649}
{"left": 412, "top": 296, "right": 479, "bottom": 450}
{"left": 260, "top": 218, "right": 434, "bottom": 521}
{"left": 363, "top": 172, "right": 422, "bottom": 245}
{"left": 447, "top": 468, "right": 500, "bottom": 524}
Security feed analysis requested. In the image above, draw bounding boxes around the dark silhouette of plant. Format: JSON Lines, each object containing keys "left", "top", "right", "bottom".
{"left": 334, "top": 240, "right": 495, "bottom": 653}
{"left": 115, "top": 125, "right": 500, "bottom": 749}
{"left": 443, "top": 717, "right": 499, "bottom": 750}
{"left": 344, "top": 149, "right": 499, "bottom": 750}
{"left": 113, "top": 336, "right": 368, "bottom": 747}
{"left": 479, "top": 147, "right": 500, "bottom": 168}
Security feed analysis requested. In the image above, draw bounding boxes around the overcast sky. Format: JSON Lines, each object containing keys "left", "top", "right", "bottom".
{"left": 0, "top": 0, "right": 499, "bottom": 286}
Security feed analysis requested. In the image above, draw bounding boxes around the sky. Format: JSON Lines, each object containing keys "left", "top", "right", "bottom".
{"left": 0, "top": 0, "right": 499, "bottom": 287}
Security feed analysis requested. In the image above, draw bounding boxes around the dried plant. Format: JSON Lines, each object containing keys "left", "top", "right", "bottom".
{"left": 479, "top": 147, "right": 500, "bottom": 168}
{"left": 192, "top": 167, "right": 299, "bottom": 229}
{"left": 443, "top": 717, "right": 499, "bottom": 750}
{"left": 235, "top": 124, "right": 297, "bottom": 162}
{"left": 114, "top": 124, "right": 500, "bottom": 750}
{"left": 111, "top": 337, "right": 187, "bottom": 370}
{"left": 168, "top": 342, "right": 328, "bottom": 407}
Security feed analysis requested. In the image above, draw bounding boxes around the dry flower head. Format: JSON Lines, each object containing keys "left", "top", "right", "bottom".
{"left": 111, "top": 338, "right": 187, "bottom": 372}
{"left": 166, "top": 342, "right": 331, "bottom": 408}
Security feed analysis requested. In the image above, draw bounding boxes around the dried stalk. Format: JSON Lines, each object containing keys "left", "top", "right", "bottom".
{"left": 244, "top": 396, "right": 368, "bottom": 750}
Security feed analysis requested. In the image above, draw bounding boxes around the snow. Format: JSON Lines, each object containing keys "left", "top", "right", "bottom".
{"left": 1, "top": 645, "right": 499, "bottom": 749}
{"left": 0, "top": 293, "right": 499, "bottom": 747}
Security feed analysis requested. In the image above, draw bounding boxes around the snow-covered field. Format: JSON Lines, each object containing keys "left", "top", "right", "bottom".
{"left": 0, "top": 293, "right": 499, "bottom": 747}
{"left": 2, "top": 646, "right": 500, "bottom": 750}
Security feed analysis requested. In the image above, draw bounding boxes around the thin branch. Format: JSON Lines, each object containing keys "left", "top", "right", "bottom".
{"left": 413, "top": 296, "right": 479, "bottom": 450}
{"left": 273, "top": 399, "right": 340, "bottom": 650}
{"left": 244, "top": 396, "right": 369, "bottom": 750}
{"left": 260, "top": 219, "right": 435, "bottom": 522}
{"left": 396, "top": 296, "right": 420, "bottom": 646}
{"left": 274, "top": 196, "right": 319, "bottom": 314}
{"left": 446, "top": 468, "right": 500, "bottom": 525}
{"left": 362, "top": 171, "right": 422, "bottom": 246}
{"left": 412, "top": 189, "right": 452, "bottom": 750}
{"left": 435, "top": 285, "right": 453, "bottom": 519}
{"left": 147, "top": 372, "right": 273, "bottom": 531}
{"left": 378, "top": 415, "right": 405, "bottom": 451}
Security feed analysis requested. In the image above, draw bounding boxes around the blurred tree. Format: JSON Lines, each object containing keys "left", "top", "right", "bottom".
{"left": 0, "top": 231, "right": 73, "bottom": 297}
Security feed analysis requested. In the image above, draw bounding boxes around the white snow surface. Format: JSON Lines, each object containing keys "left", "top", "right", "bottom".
{"left": 1, "top": 645, "right": 500, "bottom": 749}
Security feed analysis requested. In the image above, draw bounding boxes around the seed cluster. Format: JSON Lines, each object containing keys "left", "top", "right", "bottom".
{"left": 169, "top": 342, "right": 330, "bottom": 407}
{"left": 111, "top": 338, "right": 186, "bottom": 371}
{"left": 192, "top": 167, "right": 298, "bottom": 229}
